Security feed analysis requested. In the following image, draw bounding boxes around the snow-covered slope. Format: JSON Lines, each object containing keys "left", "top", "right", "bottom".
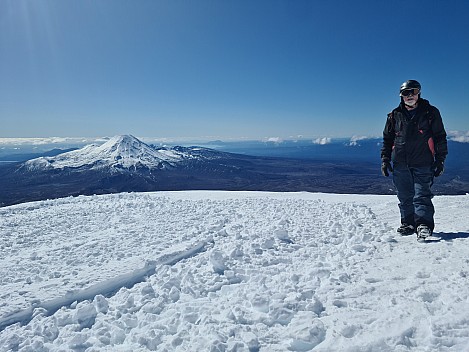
{"left": 1, "top": 191, "right": 469, "bottom": 351}
{"left": 24, "top": 135, "right": 188, "bottom": 171}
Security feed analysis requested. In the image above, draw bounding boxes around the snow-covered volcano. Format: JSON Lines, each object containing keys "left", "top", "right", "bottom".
{"left": 24, "top": 135, "right": 188, "bottom": 171}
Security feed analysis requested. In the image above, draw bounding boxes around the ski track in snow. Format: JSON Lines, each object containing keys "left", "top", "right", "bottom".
{"left": 1, "top": 191, "right": 469, "bottom": 351}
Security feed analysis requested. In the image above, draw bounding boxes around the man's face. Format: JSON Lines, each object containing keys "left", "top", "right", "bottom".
{"left": 400, "top": 88, "right": 420, "bottom": 107}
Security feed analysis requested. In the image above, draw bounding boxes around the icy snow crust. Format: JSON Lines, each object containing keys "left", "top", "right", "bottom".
{"left": 1, "top": 191, "right": 469, "bottom": 351}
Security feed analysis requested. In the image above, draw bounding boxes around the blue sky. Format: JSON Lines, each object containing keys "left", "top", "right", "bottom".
{"left": 1, "top": 0, "right": 468, "bottom": 140}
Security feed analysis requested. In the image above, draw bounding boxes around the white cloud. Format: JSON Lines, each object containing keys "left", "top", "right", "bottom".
{"left": 264, "top": 137, "right": 283, "bottom": 143}
{"left": 448, "top": 130, "right": 469, "bottom": 143}
{"left": 348, "top": 135, "right": 370, "bottom": 146}
{"left": 0, "top": 137, "right": 106, "bottom": 146}
{"left": 313, "top": 137, "right": 332, "bottom": 145}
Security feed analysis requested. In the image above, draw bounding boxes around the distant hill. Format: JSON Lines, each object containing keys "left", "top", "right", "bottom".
{"left": 0, "top": 135, "right": 467, "bottom": 207}
{"left": 0, "top": 148, "right": 78, "bottom": 162}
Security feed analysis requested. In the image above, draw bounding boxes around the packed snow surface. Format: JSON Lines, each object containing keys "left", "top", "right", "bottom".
{"left": 1, "top": 191, "right": 469, "bottom": 351}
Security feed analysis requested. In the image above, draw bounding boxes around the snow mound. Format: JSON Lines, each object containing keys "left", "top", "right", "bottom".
{"left": 1, "top": 191, "right": 469, "bottom": 351}
{"left": 24, "top": 135, "right": 188, "bottom": 171}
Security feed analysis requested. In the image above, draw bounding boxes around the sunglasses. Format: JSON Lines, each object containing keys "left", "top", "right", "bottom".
{"left": 400, "top": 88, "right": 420, "bottom": 97}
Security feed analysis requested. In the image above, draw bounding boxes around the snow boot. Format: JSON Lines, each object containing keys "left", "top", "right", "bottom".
{"left": 397, "top": 223, "right": 415, "bottom": 236}
{"left": 416, "top": 224, "right": 432, "bottom": 241}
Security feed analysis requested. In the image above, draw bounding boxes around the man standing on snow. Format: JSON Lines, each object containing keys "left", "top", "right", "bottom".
{"left": 381, "top": 80, "right": 448, "bottom": 241}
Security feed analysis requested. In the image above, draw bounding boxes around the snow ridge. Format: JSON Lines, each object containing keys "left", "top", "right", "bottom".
{"left": 0, "top": 240, "right": 210, "bottom": 332}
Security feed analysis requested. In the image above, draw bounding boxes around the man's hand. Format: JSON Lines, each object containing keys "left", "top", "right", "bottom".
{"left": 381, "top": 160, "right": 393, "bottom": 177}
{"left": 433, "top": 160, "right": 444, "bottom": 177}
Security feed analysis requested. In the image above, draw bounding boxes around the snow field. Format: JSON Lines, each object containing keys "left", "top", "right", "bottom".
{"left": 1, "top": 191, "right": 469, "bottom": 351}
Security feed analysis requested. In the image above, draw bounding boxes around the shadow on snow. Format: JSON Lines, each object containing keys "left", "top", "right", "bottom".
{"left": 434, "top": 232, "right": 469, "bottom": 241}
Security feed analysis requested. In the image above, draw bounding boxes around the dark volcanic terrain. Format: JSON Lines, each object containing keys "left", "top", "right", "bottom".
{"left": 0, "top": 135, "right": 467, "bottom": 207}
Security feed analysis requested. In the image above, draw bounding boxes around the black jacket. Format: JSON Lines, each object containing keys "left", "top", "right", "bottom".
{"left": 381, "top": 98, "right": 448, "bottom": 167}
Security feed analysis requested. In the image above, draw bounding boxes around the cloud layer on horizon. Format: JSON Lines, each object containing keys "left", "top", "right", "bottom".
{"left": 1, "top": 130, "right": 468, "bottom": 147}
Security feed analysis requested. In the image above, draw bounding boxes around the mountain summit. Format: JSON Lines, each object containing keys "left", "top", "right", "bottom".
{"left": 25, "top": 135, "right": 187, "bottom": 171}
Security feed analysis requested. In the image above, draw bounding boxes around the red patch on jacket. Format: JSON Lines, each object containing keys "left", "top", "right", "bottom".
{"left": 428, "top": 137, "right": 435, "bottom": 156}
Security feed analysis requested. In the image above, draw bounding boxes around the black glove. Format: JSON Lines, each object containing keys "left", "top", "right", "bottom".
{"left": 433, "top": 160, "right": 444, "bottom": 177}
{"left": 381, "top": 160, "right": 393, "bottom": 177}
